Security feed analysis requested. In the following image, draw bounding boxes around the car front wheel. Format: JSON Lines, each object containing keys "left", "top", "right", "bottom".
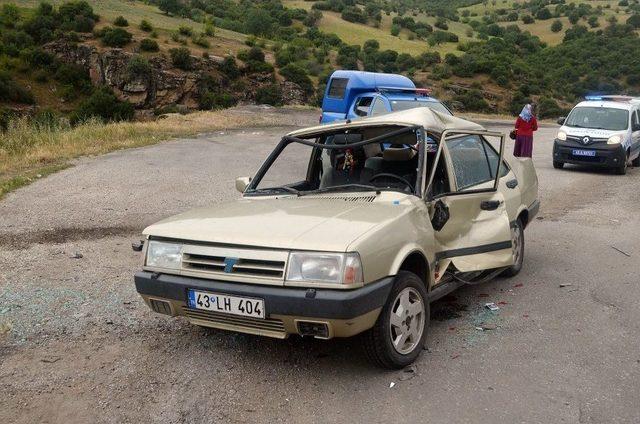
{"left": 553, "top": 161, "right": 564, "bottom": 169}
{"left": 364, "top": 271, "right": 429, "bottom": 369}
{"left": 502, "top": 218, "right": 524, "bottom": 277}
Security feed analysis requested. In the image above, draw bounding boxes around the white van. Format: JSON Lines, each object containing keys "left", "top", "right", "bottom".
{"left": 553, "top": 96, "right": 640, "bottom": 175}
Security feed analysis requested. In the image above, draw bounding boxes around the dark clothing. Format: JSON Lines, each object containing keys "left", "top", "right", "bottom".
{"left": 514, "top": 116, "right": 538, "bottom": 157}
{"left": 514, "top": 135, "right": 534, "bottom": 158}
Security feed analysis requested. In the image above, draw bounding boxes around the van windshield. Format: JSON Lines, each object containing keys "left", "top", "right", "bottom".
{"left": 389, "top": 100, "right": 452, "bottom": 116}
{"left": 565, "top": 107, "right": 629, "bottom": 131}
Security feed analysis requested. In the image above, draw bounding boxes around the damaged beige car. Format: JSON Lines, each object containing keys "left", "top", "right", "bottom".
{"left": 134, "top": 108, "right": 539, "bottom": 368}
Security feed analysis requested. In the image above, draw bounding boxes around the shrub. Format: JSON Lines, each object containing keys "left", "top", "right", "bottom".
{"left": 537, "top": 97, "right": 564, "bottom": 119}
{"left": 522, "top": 15, "right": 535, "bottom": 24}
{"left": 551, "top": 20, "right": 563, "bottom": 32}
{"left": 434, "top": 17, "right": 448, "bottom": 30}
{"left": 191, "top": 33, "right": 210, "bottom": 48}
{"left": 204, "top": 22, "right": 215, "bottom": 37}
{"left": 126, "top": 56, "right": 152, "bottom": 80}
{"left": 220, "top": 56, "right": 240, "bottom": 79}
{"left": 98, "top": 27, "right": 132, "bottom": 47}
{"left": 390, "top": 24, "right": 400, "bottom": 36}
{"left": 169, "top": 47, "right": 193, "bottom": 70}
{"left": 453, "top": 89, "right": 490, "bottom": 112}
{"left": 255, "top": 84, "right": 283, "bottom": 106}
{"left": 113, "top": 16, "right": 128, "bottom": 27}
{"left": 627, "top": 14, "right": 640, "bottom": 28}
{"left": 0, "top": 71, "right": 35, "bottom": 104}
{"left": 279, "top": 63, "right": 313, "bottom": 94}
{"left": 140, "top": 20, "right": 153, "bottom": 32}
{"left": 71, "top": 87, "right": 134, "bottom": 124}
{"left": 178, "top": 25, "right": 193, "bottom": 36}
{"left": 199, "top": 91, "right": 237, "bottom": 110}
{"left": 140, "top": 38, "right": 159, "bottom": 52}
{"left": 535, "top": 7, "right": 552, "bottom": 20}
{"left": 58, "top": 1, "right": 98, "bottom": 33}
{"left": 54, "top": 63, "right": 92, "bottom": 92}
{"left": 0, "top": 4, "right": 20, "bottom": 29}
{"left": 588, "top": 16, "right": 599, "bottom": 28}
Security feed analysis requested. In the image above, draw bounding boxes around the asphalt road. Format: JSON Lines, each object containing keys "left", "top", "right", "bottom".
{"left": 1, "top": 109, "right": 639, "bottom": 424}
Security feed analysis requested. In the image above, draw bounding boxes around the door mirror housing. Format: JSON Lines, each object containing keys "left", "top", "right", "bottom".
{"left": 430, "top": 199, "right": 450, "bottom": 231}
{"left": 235, "top": 176, "right": 251, "bottom": 193}
{"left": 557, "top": 116, "right": 566, "bottom": 125}
{"left": 355, "top": 105, "right": 369, "bottom": 117}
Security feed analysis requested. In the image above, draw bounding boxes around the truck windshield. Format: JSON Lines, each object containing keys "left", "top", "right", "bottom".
{"left": 565, "top": 107, "right": 629, "bottom": 131}
{"left": 247, "top": 126, "right": 423, "bottom": 196}
{"left": 390, "top": 100, "right": 452, "bottom": 116}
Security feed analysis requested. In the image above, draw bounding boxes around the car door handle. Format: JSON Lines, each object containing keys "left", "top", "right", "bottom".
{"left": 506, "top": 179, "right": 518, "bottom": 189}
{"left": 480, "top": 200, "right": 501, "bottom": 211}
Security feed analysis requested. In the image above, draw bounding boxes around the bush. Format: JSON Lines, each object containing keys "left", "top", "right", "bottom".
{"left": 126, "top": 56, "right": 152, "bottom": 79}
{"left": 0, "top": 71, "right": 35, "bottom": 104}
{"left": 140, "top": 38, "right": 159, "bottom": 52}
{"left": 0, "top": 4, "right": 20, "bottom": 29}
{"left": 535, "top": 7, "right": 552, "bottom": 20}
{"left": 390, "top": 24, "right": 400, "bottom": 36}
{"left": 255, "top": 84, "right": 283, "bottom": 106}
{"left": 178, "top": 25, "right": 193, "bottom": 36}
{"left": 71, "top": 87, "right": 134, "bottom": 124}
{"left": 199, "top": 91, "right": 237, "bottom": 110}
{"left": 537, "top": 97, "right": 564, "bottom": 119}
{"left": 139, "top": 19, "right": 153, "bottom": 32}
{"left": 237, "top": 46, "right": 266, "bottom": 62}
{"left": 588, "top": 16, "right": 599, "bottom": 28}
{"left": 551, "top": 20, "right": 563, "bottom": 33}
{"left": 98, "top": 27, "right": 132, "bottom": 47}
{"left": 627, "top": 14, "right": 640, "bottom": 28}
{"left": 220, "top": 56, "right": 240, "bottom": 79}
{"left": 113, "top": 16, "right": 128, "bottom": 27}
{"left": 434, "top": 17, "right": 448, "bottom": 30}
{"left": 191, "top": 33, "right": 210, "bottom": 48}
{"left": 453, "top": 89, "right": 490, "bottom": 112}
{"left": 522, "top": 15, "right": 535, "bottom": 24}
{"left": 169, "top": 47, "right": 193, "bottom": 70}
{"left": 58, "top": 1, "right": 98, "bottom": 33}
{"left": 279, "top": 63, "right": 313, "bottom": 94}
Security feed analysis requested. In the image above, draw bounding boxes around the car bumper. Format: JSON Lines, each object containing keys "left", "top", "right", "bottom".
{"left": 553, "top": 139, "right": 626, "bottom": 168}
{"left": 134, "top": 271, "right": 393, "bottom": 339}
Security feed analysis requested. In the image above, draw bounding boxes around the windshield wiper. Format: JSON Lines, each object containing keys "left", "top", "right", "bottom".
{"left": 251, "top": 186, "right": 300, "bottom": 195}
{"left": 300, "top": 184, "right": 380, "bottom": 196}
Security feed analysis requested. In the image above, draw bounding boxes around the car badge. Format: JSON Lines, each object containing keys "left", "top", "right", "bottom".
{"left": 224, "top": 257, "right": 239, "bottom": 273}
{"left": 582, "top": 136, "right": 590, "bottom": 145}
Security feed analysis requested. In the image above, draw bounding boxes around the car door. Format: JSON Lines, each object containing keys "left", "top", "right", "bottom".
{"left": 425, "top": 130, "right": 514, "bottom": 272}
{"left": 632, "top": 110, "right": 640, "bottom": 158}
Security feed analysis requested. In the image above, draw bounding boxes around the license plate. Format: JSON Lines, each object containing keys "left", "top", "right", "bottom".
{"left": 572, "top": 149, "right": 596, "bottom": 157}
{"left": 187, "top": 289, "right": 265, "bottom": 319}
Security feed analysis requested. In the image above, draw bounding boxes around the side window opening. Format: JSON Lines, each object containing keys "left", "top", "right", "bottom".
{"left": 327, "top": 78, "right": 348, "bottom": 99}
{"left": 354, "top": 97, "right": 373, "bottom": 117}
{"left": 371, "top": 98, "right": 388, "bottom": 116}
{"left": 447, "top": 135, "right": 497, "bottom": 191}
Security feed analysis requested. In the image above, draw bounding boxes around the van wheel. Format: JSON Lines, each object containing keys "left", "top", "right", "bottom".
{"left": 615, "top": 156, "right": 628, "bottom": 175}
{"left": 553, "top": 161, "right": 564, "bottom": 169}
{"left": 632, "top": 153, "right": 640, "bottom": 167}
{"left": 363, "top": 271, "right": 429, "bottom": 369}
{"left": 502, "top": 219, "right": 524, "bottom": 277}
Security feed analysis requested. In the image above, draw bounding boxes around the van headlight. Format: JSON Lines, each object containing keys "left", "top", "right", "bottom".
{"left": 607, "top": 134, "right": 622, "bottom": 145}
{"left": 557, "top": 131, "right": 567, "bottom": 141}
{"left": 286, "top": 252, "right": 363, "bottom": 285}
{"left": 146, "top": 240, "right": 183, "bottom": 269}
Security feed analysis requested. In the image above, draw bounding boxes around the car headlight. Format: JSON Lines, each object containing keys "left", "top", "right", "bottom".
{"left": 556, "top": 131, "right": 567, "bottom": 141}
{"left": 286, "top": 252, "right": 363, "bottom": 285}
{"left": 146, "top": 240, "right": 182, "bottom": 269}
{"left": 607, "top": 134, "right": 622, "bottom": 144}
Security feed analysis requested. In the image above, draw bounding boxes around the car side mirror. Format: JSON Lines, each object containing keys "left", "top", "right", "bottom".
{"left": 430, "top": 199, "right": 450, "bottom": 231}
{"left": 557, "top": 117, "right": 566, "bottom": 125}
{"left": 355, "top": 105, "right": 369, "bottom": 117}
{"left": 235, "top": 176, "right": 251, "bottom": 193}
{"left": 633, "top": 123, "right": 640, "bottom": 132}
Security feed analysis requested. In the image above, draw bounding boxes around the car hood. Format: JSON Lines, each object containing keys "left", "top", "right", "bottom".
{"left": 143, "top": 195, "right": 413, "bottom": 252}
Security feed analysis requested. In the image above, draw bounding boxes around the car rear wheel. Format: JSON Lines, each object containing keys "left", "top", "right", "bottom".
{"left": 363, "top": 271, "right": 429, "bottom": 369}
{"left": 502, "top": 218, "right": 524, "bottom": 277}
{"left": 553, "top": 161, "right": 564, "bottom": 169}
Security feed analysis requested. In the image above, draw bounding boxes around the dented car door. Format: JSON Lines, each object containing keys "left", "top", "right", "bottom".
{"left": 426, "top": 130, "right": 514, "bottom": 272}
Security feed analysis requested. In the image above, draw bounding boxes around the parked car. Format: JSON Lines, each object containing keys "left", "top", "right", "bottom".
{"left": 553, "top": 95, "right": 640, "bottom": 174}
{"left": 320, "top": 70, "right": 451, "bottom": 124}
{"left": 134, "top": 108, "right": 539, "bottom": 368}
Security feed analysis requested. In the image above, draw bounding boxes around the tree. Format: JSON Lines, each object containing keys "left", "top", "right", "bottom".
{"left": 535, "top": 7, "right": 552, "bottom": 20}
{"left": 169, "top": 47, "right": 193, "bottom": 70}
{"left": 522, "top": 15, "right": 535, "bottom": 24}
{"left": 627, "top": 14, "right": 640, "bottom": 28}
{"left": 158, "top": 0, "right": 181, "bottom": 16}
{"left": 588, "top": 15, "right": 599, "bottom": 28}
{"left": 390, "top": 23, "right": 400, "bottom": 36}
{"left": 551, "top": 20, "right": 563, "bottom": 32}
{"left": 99, "top": 27, "right": 132, "bottom": 47}
{"left": 246, "top": 9, "right": 273, "bottom": 36}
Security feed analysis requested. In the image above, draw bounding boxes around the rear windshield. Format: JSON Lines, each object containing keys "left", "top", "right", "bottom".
{"left": 565, "top": 107, "right": 629, "bottom": 131}
{"left": 327, "top": 78, "right": 348, "bottom": 99}
{"left": 390, "top": 100, "right": 452, "bottom": 116}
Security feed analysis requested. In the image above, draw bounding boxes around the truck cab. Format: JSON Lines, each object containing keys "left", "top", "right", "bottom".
{"left": 321, "top": 70, "right": 451, "bottom": 124}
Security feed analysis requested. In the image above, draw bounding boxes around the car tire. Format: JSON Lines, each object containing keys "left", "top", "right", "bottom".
{"left": 363, "top": 271, "right": 429, "bottom": 369}
{"left": 502, "top": 218, "right": 524, "bottom": 277}
{"left": 552, "top": 161, "right": 564, "bottom": 169}
{"left": 632, "top": 153, "right": 640, "bottom": 167}
{"left": 615, "top": 156, "right": 628, "bottom": 175}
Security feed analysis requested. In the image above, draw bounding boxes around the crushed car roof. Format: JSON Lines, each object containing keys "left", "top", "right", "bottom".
{"left": 288, "top": 107, "right": 486, "bottom": 138}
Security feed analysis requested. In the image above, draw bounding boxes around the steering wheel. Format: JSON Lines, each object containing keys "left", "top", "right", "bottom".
{"left": 369, "top": 173, "right": 415, "bottom": 192}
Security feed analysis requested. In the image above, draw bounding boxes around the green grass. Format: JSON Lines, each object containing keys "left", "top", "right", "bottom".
{"left": 0, "top": 164, "right": 70, "bottom": 200}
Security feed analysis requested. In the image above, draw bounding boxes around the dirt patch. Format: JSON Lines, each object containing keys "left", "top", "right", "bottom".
{"left": 0, "top": 226, "right": 140, "bottom": 249}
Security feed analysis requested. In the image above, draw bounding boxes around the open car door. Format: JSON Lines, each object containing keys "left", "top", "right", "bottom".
{"left": 425, "top": 130, "right": 514, "bottom": 273}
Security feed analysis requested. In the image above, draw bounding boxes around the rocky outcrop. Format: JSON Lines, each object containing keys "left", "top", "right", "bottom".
{"left": 42, "top": 40, "right": 307, "bottom": 113}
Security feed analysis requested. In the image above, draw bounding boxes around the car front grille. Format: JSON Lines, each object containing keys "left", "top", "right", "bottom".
{"left": 178, "top": 244, "right": 289, "bottom": 282}
{"left": 184, "top": 308, "right": 286, "bottom": 338}
{"left": 566, "top": 135, "right": 607, "bottom": 145}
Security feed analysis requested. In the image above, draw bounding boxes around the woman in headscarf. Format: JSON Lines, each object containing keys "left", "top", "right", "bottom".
{"left": 513, "top": 103, "right": 538, "bottom": 158}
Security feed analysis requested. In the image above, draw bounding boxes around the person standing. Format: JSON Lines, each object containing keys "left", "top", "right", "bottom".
{"left": 513, "top": 104, "right": 538, "bottom": 158}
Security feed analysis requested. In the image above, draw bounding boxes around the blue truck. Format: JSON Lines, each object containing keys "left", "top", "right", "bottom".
{"left": 320, "top": 70, "right": 451, "bottom": 124}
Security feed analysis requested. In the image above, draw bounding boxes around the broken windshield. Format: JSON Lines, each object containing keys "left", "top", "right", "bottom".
{"left": 246, "top": 126, "right": 425, "bottom": 197}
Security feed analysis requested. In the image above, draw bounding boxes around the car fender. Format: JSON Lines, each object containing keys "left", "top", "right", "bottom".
{"left": 508, "top": 157, "right": 538, "bottom": 213}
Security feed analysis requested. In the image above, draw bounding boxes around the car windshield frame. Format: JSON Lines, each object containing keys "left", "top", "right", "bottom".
{"left": 565, "top": 106, "right": 629, "bottom": 131}
{"left": 245, "top": 125, "right": 427, "bottom": 198}
{"left": 388, "top": 99, "right": 453, "bottom": 116}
